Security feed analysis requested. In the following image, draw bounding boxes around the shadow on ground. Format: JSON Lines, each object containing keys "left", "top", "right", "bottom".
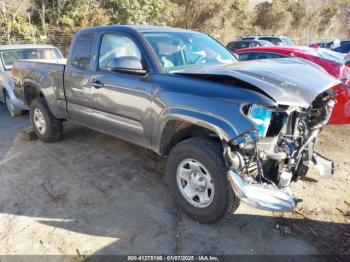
{"left": 0, "top": 103, "right": 349, "bottom": 258}
{"left": 0, "top": 105, "right": 29, "bottom": 160}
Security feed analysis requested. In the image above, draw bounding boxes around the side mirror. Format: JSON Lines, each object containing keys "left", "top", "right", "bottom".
{"left": 110, "top": 56, "right": 147, "bottom": 76}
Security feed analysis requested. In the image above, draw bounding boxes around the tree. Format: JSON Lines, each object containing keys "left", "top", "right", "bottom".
{"left": 170, "top": 0, "right": 252, "bottom": 43}
{"left": 254, "top": 0, "right": 291, "bottom": 34}
{"left": 59, "top": 1, "right": 110, "bottom": 31}
{"left": 336, "top": 0, "right": 350, "bottom": 38}
{"left": 0, "top": 0, "right": 33, "bottom": 43}
{"left": 102, "top": 0, "right": 171, "bottom": 25}
{"left": 288, "top": 1, "right": 307, "bottom": 28}
{"left": 318, "top": 1, "right": 338, "bottom": 34}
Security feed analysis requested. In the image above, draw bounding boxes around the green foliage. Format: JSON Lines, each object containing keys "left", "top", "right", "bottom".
{"left": 318, "top": 2, "right": 339, "bottom": 33}
{"left": 254, "top": 0, "right": 292, "bottom": 33}
{"left": 102, "top": 0, "right": 171, "bottom": 25}
{"left": 0, "top": 0, "right": 348, "bottom": 47}
{"left": 288, "top": 1, "right": 307, "bottom": 28}
{"left": 10, "top": 15, "right": 35, "bottom": 42}
{"left": 0, "top": 0, "right": 35, "bottom": 43}
{"left": 59, "top": 3, "right": 110, "bottom": 31}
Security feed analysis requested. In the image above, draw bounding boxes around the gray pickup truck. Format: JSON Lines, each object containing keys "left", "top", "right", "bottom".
{"left": 12, "top": 25, "right": 340, "bottom": 223}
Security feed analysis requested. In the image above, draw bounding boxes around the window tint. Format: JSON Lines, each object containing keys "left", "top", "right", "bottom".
{"left": 228, "top": 42, "right": 245, "bottom": 50}
{"left": 237, "top": 52, "right": 251, "bottom": 61}
{"left": 71, "top": 33, "right": 95, "bottom": 70}
{"left": 250, "top": 41, "right": 260, "bottom": 47}
{"left": 251, "top": 52, "right": 286, "bottom": 60}
{"left": 260, "top": 37, "right": 283, "bottom": 45}
{"left": 308, "top": 48, "right": 346, "bottom": 63}
{"left": 98, "top": 33, "right": 141, "bottom": 71}
{"left": 340, "top": 40, "right": 350, "bottom": 46}
{"left": 282, "top": 37, "right": 296, "bottom": 46}
{"left": 334, "top": 43, "right": 350, "bottom": 53}
{"left": 238, "top": 52, "right": 286, "bottom": 61}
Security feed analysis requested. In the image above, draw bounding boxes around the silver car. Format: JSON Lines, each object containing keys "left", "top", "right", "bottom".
{"left": 0, "top": 44, "right": 63, "bottom": 116}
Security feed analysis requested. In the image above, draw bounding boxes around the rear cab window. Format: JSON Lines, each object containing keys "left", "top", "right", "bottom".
{"left": 71, "top": 33, "right": 95, "bottom": 70}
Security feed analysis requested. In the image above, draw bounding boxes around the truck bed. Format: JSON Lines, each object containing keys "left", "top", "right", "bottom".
{"left": 19, "top": 58, "right": 67, "bottom": 65}
{"left": 12, "top": 58, "right": 68, "bottom": 118}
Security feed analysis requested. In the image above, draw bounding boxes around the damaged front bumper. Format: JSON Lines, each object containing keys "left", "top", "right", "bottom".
{"left": 226, "top": 152, "right": 335, "bottom": 212}
{"left": 227, "top": 169, "right": 296, "bottom": 212}
{"left": 226, "top": 126, "right": 335, "bottom": 212}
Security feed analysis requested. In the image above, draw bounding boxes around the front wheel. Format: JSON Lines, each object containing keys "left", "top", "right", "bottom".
{"left": 30, "top": 98, "right": 63, "bottom": 142}
{"left": 166, "top": 137, "right": 239, "bottom": 223}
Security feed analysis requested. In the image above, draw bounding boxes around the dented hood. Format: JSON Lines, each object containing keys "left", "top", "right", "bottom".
{"left": 175, "top": 58, "right": 341, "bottom": 107}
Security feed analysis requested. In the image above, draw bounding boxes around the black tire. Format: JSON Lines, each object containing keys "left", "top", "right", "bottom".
{"left": 166, "top": 137, "right": 239, "bottom": 223}
{"left": 30, "top": 98, "right": 63, "bottom": 142}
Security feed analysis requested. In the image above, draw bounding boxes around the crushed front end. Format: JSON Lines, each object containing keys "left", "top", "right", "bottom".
{"left": 225, "top": 89, "right": 337, "bottom": 212}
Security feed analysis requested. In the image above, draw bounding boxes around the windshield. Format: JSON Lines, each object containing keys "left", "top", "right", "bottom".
{"left": 259, "top": 40, "right": 274, "bottom": 46}
{"left": 143, "top": 32, "right": 237, "bottom": 72}
{"left": 309, "top": 48, "right": 347, "bottom": 63}
{"left": 1, "top": 48, "right": 61, "bottom": 70}
{"left": 282, "top": 37, "right": 296, "bottom": 46}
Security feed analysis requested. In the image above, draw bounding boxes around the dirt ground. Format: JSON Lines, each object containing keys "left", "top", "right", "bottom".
{"left": 277, "top": 125, "right": 350, "bottom": 258}
{"left": 0, "top": 103, "right": 349, "bottom": 259}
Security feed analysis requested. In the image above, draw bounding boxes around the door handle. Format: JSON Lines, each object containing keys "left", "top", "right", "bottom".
{"left": 91, "top": 80, "right": 104, "bottom": 89}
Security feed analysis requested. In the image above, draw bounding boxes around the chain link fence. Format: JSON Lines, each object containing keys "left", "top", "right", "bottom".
{"left": 0, "top": 26, "right": 75, "bottom": 56}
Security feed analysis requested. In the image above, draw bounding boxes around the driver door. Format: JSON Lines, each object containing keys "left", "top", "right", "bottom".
{"left": 89, "top": 31, "right": 154, "bottom": 148}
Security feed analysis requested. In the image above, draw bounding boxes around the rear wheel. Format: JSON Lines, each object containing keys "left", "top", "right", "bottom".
{"left": 4, "top": 92, "right": 21, "bottom": 117}
{"left": 166, "top": 137, "right": 239, "bottom": 223}
{"left": 30, "top": 98, "right": 63, "bottom": 142}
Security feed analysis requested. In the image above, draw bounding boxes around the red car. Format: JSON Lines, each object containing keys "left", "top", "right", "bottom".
{"left": 234, "top": 46, "right": 350, "bottom": 124}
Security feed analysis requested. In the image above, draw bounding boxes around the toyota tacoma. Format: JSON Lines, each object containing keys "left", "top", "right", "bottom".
{"left": 12, "top": 25, "right": 340, "bottom": 223}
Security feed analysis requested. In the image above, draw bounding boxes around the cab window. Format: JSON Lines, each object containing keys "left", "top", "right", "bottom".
{"left": 71, "top": 33, "right": 95, "bottom": 70}
{"left": 98, "top": 33, "right": 141, "bottom": 71}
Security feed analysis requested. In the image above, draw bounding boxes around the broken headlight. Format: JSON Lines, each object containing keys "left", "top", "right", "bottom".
{"left": 245, "top": 104, "right": 272, "bottom": 138}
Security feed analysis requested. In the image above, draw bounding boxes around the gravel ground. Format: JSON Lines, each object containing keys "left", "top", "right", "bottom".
{"left": 277, "top": 125, "right": 350, "bottom": 258}
{"left": 0, "top": 103, "right": 349, "bottom": 258}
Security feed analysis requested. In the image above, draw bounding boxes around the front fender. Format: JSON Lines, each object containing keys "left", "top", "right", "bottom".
{"left": 161, "top": 107, "right": 238, "bottom": 139}
{"left": 153, "top": 105, "right": 256, "bottom": 154}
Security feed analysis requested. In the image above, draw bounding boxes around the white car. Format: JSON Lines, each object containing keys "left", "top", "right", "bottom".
{"left": 0, "top": 44, "right": 63, "bottom": 116}
{"left": 242, "top": 35, "right": 296, "bottom": 46}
